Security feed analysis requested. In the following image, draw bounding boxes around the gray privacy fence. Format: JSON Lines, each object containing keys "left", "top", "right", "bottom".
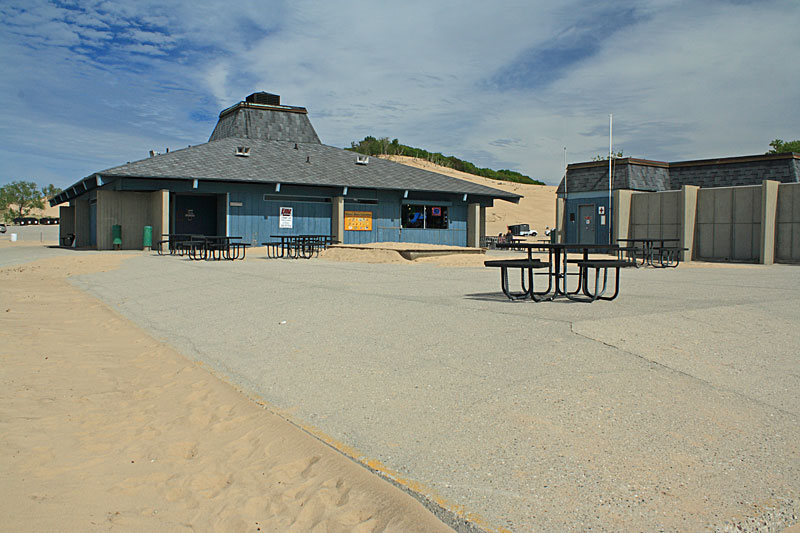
{"left": 777, "top": 182, "right": 800, "bottom": 263}
{"left": 695, "top": 185, "right": 761, "bottom": 262}
{"left": 630, "top": 190, "right": 681, "bottom": 241}
{"left": 617, "top": 180, "right": 796, "bottom": 264}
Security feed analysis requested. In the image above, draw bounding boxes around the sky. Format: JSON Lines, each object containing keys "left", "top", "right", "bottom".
{"left": 1, "top": 0, "right": 798, "bottom": 189}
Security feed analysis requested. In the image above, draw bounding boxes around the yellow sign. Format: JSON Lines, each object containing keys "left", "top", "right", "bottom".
{"left": 345, "top": 210, "right": 372, "bottom": 231}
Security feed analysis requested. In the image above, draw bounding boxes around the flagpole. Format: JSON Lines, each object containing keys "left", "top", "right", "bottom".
{"left": 608, "top": 114, "right": 613, "bottom": 245}
{"left": 563, "top": 146, "right": 567, "bottom": 244}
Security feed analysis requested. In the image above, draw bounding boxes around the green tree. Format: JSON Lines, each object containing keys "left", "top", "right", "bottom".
{"left": 767, "top": 139, "right": 800, "bottom": 154}
{"left": 41, "top": 183, "right": 62, "bottom": 201}
{"left": 592, "top": 150, "right": 624, "bottom": 161}
{"left": 346, "top": 136, "right": 545, "bottom": 185}
{"left": 0, "top": 180, "right": 46, "bottom": 220}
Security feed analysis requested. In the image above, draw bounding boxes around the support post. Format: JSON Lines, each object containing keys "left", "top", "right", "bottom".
{"left": 681, "top": 185, "right": 699, "bottom": 262}
{"left": 331, "top": 196, "right": 345, "bottom": 244}
{"left": 612, "top": 189, "right": 633, "bottom": 244}
{"left": 467, "top": 202, "right": 481, "bottom": 247}
{"left": 555, "top": 197, "right": 566, "bottom": 243}
{"left": 760, "top": 180, "right": 779, "bottom": 265}
{"left": 159, "top": 189, "right": 169, "bottom": 253}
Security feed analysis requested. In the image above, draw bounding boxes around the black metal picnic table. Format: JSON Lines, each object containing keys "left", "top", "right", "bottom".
{"left": 157, "top": 234, "right": 196, "bottom": 255}
{"left": 264, "top": 234, "right": 336, "bottom": 259}
{"left": 617, "top": 238, "right": 684, "bottom": 267}
{"left": 170, "top": 235, "right": 248, "bottom": 261}
{"left": 491, "top": 242, "right": 632, "bottom": 302}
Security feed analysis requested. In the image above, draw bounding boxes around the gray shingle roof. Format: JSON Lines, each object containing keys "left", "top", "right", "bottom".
{"left": 94, "top": 138, "right": 521, "bottom": 200}
{"left": 208, "top": 104, "right": 321, "bottom": 144}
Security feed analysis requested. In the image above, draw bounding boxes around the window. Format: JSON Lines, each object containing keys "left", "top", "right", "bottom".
{"left": 401, "top": 204, "right": 448, "bottom": 229}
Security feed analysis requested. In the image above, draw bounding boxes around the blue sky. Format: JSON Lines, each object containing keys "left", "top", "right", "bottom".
{"left": 1, "top": 0, "right": 798, "bottom": 189}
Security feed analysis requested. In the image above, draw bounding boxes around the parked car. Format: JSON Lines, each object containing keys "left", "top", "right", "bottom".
{"left": 0, "top": 223, "right": 6, "bottom": 233}
{"left": 13, "top": 216, "right": 39, "bottom": 226}
{"left": 39, "top": 217, "right": 60, "bottom": 225}
{"left": 508, "top": 223, "right": 537, "bottom": 237}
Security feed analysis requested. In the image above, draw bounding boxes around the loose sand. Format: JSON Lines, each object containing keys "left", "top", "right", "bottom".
{"left": 0, "top": 164, "right": 781, "bottom": 531}
{"left": 0, "top": 253, "right": 452, "bottom": 532}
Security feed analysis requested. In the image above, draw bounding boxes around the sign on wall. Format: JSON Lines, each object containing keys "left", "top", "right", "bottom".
{"left": 279, "top": 207, "right": 293, "bottom": 228}
{"left": 344, "top": 210, "right": 372, "bottom": 231}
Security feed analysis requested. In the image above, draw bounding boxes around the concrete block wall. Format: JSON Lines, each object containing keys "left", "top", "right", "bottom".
{"left": 630, "top": 190, "right": 681, "bottom": 240}
{"left": 695, "top": 185, "right": 762, "bottom": 262}
{"left": 776, "top": 183, "right": 800, "bottom": 263}
{"left": 624, "top": 181, "right": 783, "bottom": 264}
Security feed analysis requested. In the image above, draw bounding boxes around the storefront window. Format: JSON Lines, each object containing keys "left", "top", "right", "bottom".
{"left": 425, "top": 205, "right": 448, "bottom": 229}
{"left": 401, "top": 204, "right": 448, "bottom": 229}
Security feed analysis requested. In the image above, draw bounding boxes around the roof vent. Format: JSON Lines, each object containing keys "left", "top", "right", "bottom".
{"left": 149, "top": 150, "right": 161, "bottom": 157}
{"left": 235, "top": 146, "right": 250, "bottom": 157}
{"left": 246, "top": 92, "right": 280, "bottom": 105}
{"left": 355, "top": 154, "right": 369, "bottom": 165}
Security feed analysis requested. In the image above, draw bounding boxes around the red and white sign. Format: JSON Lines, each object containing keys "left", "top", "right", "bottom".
{"left": 279, "top": 207, "right": 293, "bottom": 228}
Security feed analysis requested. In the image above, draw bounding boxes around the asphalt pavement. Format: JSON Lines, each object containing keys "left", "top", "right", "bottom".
{"left": 51, "top": 250, "right": 800, "bottom": 531}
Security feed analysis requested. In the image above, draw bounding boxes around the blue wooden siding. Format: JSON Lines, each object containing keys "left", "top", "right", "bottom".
{"left": 343, "top": 191, "right": 467, "bottom": 246}
{"left": 228, "top": 189, "right": 331, "bottom": 245}
{"left": 108, "top": 178, "right": 476, "bottom": 246}
{"left": 344, "top": 190, "right": 399, "bottom": 244}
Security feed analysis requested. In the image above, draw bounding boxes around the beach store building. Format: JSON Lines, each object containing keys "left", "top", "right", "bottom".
{"left": 555, "top": 153, "right": 800, "bottom": 263}
{"left": 51, "top": 92, "right": 520, "bottom": 250}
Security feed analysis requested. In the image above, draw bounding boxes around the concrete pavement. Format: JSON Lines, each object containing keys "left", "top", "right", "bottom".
{"left": 61, "top": 251, "right": 800, "bottom": 531}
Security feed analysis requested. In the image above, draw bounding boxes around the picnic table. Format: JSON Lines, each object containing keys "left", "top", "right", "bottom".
{"left": 617, "top": 238, "right": 686, "bottom": 267}
{"left": 157, "top": 234, "right": 197, "bottom": 255}
{"left": 489, "top": 242, "right": 634, "bottom": 302}
{"left": 263, "top": 234, "right": 337, "bottom": 259}
{"left": 161, "top": 234, "right": 249, "bottom": 260}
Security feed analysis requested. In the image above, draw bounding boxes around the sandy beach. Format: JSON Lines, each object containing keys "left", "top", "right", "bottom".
{"left": 0, "top": 252, "right": 452, "bottom": 532}
{"left": 2, "top": 164, "right": 798, "bottom": 532}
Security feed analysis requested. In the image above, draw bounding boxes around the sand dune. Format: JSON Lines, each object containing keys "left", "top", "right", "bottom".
{"left": 0, "top": 255, "right": 451, "bottom": 532}
{"left": 381, "top": 155, "right": 558, "bottom": 237}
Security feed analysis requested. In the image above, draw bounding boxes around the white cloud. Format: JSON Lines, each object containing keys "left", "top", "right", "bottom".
{"left": 1, "top": 0, "right": 798, "bottom": 189}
